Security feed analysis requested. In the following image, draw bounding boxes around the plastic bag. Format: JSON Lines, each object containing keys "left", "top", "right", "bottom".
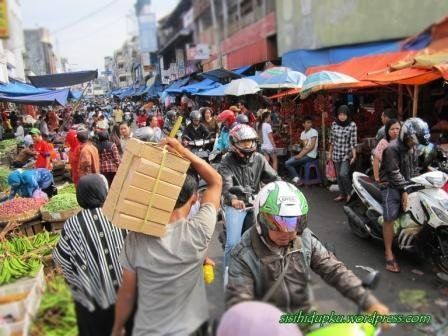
{"left": 32, "top": 189, "right": 48, "bottom": 201}
{"left": 326, "top": 160, "right": 337, "bottom": 182}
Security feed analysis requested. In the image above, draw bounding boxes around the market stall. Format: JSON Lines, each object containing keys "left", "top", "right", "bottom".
{"left": 0, "top": 183, "right": 79, "bottom": 334}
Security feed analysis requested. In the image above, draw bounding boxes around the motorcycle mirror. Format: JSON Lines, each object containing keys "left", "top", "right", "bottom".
{"left": 355, "top": 265, "right": 380, "bottom": 290}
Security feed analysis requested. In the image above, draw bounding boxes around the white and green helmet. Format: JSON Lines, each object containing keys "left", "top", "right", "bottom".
{"left": 254, "top": 181, "right": 309, "bottom": 234}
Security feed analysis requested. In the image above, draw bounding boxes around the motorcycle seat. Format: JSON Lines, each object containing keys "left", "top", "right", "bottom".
{"left": 358, "top": 176, "right": 383, "bottom": 203}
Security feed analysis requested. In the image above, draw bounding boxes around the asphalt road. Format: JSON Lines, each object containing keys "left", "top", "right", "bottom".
{"left": 205, "top": 186, "right": 448, "bottom": 336}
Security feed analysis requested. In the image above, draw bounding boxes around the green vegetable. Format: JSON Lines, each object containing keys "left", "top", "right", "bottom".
{"left": 58, "top": 183, "right": 75, "bottom": 195}
{"left": 0, "top": 167, "right": 11, "bottom": 191}
{"left": 30, "top": 276, "right": 77, "bottom": 336}
{"left": 42, "top": 193, "right": 79, "bottom": 212}
{"left": 0, "top": 139, "right": 18, "bottom": 150}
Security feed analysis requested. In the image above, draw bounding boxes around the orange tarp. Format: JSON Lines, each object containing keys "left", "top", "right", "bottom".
{"left": 305, "top": 50, "right": 443, "bottom": 86}
{"left": 306, "top": 51, "right": 416, "bottom": 78}
{"left": 364, "top": 67, "right": 441, "bottom": 85}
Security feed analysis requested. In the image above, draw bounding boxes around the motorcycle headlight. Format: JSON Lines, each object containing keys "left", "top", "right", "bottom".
{"left": 432, "top": 206, "right": 448, "bottom": 223}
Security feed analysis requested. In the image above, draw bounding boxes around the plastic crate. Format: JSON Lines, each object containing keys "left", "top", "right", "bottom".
{"left": 0, "top": 315, "right": 30, "bottom": 336}
{"left": 0, "top": 268, "right": 45, "bottom": 319}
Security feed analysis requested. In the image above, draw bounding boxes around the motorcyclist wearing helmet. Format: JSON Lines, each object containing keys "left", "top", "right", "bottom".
{"left": 182, "top": 110, "right": 210, "bottom": 145}
{"left": 379, "top": 117, "right": 430, "bottom": 273}
{"left": 163, "top": 109, "right": 177, "bottom": 135}
{"left": 219, "top": 124, "right": 279, "bottom": 267}
{"left": 226, "top": 181, "right": 389, "bottom": 320}
{"left": 214, "top": 110, "right": 237, "bottom": 152}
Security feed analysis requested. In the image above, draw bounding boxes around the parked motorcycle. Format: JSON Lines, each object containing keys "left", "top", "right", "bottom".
{"left": 344, "top": 170, "right": 448, "bottom": 273}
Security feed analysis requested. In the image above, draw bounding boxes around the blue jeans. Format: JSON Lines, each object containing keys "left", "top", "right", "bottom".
{"left": 284, "top": 155, "right": 315, "bottom": 179}
{"left": 334, "top": 160, "right": 352, "bottom": 197}
{"left": 223, "top": 205, "right": 247, "bottom": 268}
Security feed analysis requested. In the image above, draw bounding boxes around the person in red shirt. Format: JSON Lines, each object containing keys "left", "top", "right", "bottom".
{"left": 136, "top": 110, "right": 148, "bottom": 128}
{"left": 237, "top": 100, "right": 256, "bottom": 126}
{"left": 30, "top": 128, "right": 52, "bottom": 170}
{"left": 65, "top": 128, "right": 81, "bottom": 184}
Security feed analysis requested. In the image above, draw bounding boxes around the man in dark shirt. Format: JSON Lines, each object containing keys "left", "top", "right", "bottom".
{"left": 182, "top": 110, "right": 210, "bottom": 144}
{"left": 379, "top": 118, "right": 429, "bottom": 273}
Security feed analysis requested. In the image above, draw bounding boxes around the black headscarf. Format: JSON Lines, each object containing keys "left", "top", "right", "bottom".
{"left": 335, "top": 105, "right": 351, "bottom": 127}
{"left": 76, "top": 174, "right": 108, "bottom": 209}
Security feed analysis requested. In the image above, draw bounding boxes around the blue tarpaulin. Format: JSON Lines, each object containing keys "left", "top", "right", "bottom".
{"left": 175, "top": 79, "right": 220, "bottom": 94}
{"left": 28, "top": 70, "right": 98, "bottom": 88}
{"left": 0, "top": 88, "right": 72, "bottom": 106}
{"left": 164, "top": 77, "right": 191, "bottom": 94}
{"left": 146, "top": 80, "right": 164, "bottom": 98}
{"left": 233, "top": 65, "right": 252, "bottom": 75}
{"left": 281, "top": 36, "right": 430, "bottom": 73}
{"left": 194, "top": 84, "right": 227, "bottom": 96}
{"left": 0, "top": 81, "right": 50, "bottom": 96}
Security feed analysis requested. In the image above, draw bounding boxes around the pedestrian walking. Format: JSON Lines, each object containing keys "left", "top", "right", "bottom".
{"left": 53, "top": 174, "right": 130, "bottom": 336}
{"left": 112, "top": 138, "right": 222, "bottom": 336}
{"left": 97, "top": 130, "right": 121, "bottom": 187}
{"left": 328, "top": 105, "right": 357, "bottom": 202}
{"left": 77, "top": 127, "right": 100, "bottom": 180}
{"left": 259, "top": 111, "right": 278, "bottom": 171}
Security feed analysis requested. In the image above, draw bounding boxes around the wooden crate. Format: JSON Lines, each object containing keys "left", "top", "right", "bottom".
{"left": 19, "top": 219, "right": 44, "bottom": 237}
{"left": 46, "top": 220, "right": 65, "bottom": 233}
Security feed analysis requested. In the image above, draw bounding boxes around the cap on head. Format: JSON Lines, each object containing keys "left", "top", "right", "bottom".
{"left": 29, "top": 128, "right": 41, "bottom": 135}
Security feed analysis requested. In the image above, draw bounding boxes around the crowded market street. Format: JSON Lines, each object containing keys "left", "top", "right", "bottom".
{"left": 0, "top": 1, "right": 448, "bottom": 336}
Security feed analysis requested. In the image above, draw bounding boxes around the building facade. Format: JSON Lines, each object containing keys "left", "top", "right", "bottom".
{"left": 111, "top": 37, "right": 141, "bottom": 88}
{"left": 157, "top": 0, "right": 193, "bottom": 84}
{"left": 24, "top": 28, "right": 58, "bottom": 76}
{"left": 157, "top": 0, "right": 278, "bottom": 84}
{"left": 0, "top": 0, "right": 26, "bottom": 82}
{"left": 135, "top": 0, "right": 158, "bottom": 84}
{"left": 193, "top": 0, "right": 277, "bottom": 70}
{"left": 276, "top": 0, "right": 448, "bottom": 55}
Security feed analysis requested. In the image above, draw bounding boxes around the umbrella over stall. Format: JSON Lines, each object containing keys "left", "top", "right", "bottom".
{"left": 224, "top": 78, "right": 260, "bottom": 96}
{"left": 256, "top": 66, "right": 306, "bottom": 89}
{"left": 300, "top": 71, "right": 359, "bottom": 99}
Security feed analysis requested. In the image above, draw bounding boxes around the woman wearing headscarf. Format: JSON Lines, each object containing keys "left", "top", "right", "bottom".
{"left": 53, "top": 174, "right": 130, "bottom": 336}
{"left": 217, "top": 301, "right": 302, "bottom": 336}
{"left": 66, "top": 128, "right": 81, "bottom": 185}
{"left": 328, "top": 105, "right": 358, "bottom": 202}
{"left": 8, "top": 168, "right": 56, "bottom": 199}
{"left": 97, "top": 130, "right": 121, "bottom": 187}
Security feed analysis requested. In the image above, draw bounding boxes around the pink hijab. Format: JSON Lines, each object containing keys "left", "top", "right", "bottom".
{"left": 217, "top": 301, "right": 303, "bottom": 336}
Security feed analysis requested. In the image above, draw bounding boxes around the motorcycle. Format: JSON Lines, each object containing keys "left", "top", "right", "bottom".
{"left": 218, "top": 185, "right": 257, "bottom": 250}
{"left": 344, "top": 170, "right": 448, "bottom": 273}
{"left": 183, "top": 136, "right": 212, "bottom": 161}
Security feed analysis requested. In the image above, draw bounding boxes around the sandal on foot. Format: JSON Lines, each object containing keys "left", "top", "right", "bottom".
{"left": 385, "top": 259, "right": 400, "bottom": 273}
{"left": 333, "top": 195, "right": 345, "bottom": 202}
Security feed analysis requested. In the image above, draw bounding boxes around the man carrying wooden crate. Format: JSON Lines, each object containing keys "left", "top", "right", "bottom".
{"left": 112, "top": 137, "right": 222, "bottom": 336}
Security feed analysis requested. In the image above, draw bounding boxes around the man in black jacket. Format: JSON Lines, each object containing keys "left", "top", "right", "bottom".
{"left": 379, "top": 118, "right": 430, "bottom": 273}
{"left": 182, "top": 110, "right": 210, "bottom": 144}
{"left": 219, "top": 124, "right": 279, "bottom": 268}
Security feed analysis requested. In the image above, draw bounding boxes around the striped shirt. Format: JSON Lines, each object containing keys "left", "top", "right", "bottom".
{"left": 53, "top": 208, "right": 127, "bottom": 311}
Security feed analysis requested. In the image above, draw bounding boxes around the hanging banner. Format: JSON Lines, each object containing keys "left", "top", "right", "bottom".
{"left": 0, "top": 0, "right": 9, "bottom": 39}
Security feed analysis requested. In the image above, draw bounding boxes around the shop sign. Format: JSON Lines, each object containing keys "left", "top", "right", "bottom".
{"left": 186, "top": 44, "right": 210, "bottom": 60}
{"left": 176, "top": 49, "right": 185, "bottom": 77}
